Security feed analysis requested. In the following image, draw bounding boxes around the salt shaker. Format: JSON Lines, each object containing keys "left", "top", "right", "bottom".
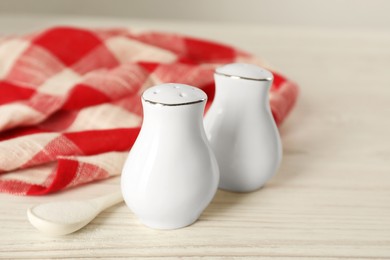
{"left": 121, "top": 83, "right": 219, "bottom": 229}
{"left": 204, "top": 63, "right": 282, "bottom": 192}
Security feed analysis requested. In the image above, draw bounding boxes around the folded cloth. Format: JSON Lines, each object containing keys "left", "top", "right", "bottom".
{"left": 0, "top": 26, "right": 299, "bottom": 195}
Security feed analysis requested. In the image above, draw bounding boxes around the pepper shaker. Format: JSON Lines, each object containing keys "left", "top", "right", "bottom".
{"left": 204, "top": 63, "right": 282, "bottom": 192}
{"left": 121, "top": 83, "right": 219, "bottom": 229}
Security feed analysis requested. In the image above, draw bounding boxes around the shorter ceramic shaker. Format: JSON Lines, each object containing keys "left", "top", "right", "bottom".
{"left": 204, "top": 63, "right": 282, "bottom": 192}
{"left": 121, "top": 83, "right": 219, "bottom": 229}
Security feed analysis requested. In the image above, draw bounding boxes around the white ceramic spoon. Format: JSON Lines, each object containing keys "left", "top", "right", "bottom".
{"left": 27, "top": 191, "right": 123, "bottom": 236}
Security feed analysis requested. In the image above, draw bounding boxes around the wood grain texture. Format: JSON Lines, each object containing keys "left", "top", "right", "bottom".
{"left": 0, "top": 15, "right": 389, "bottom": 259}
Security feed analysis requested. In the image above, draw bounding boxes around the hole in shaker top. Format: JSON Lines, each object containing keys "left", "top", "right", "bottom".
{"left": 142, "top": 83, "right": 207, "bottom": 106}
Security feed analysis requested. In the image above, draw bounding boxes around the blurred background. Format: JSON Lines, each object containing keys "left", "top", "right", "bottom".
{"left": 0, "top": 0, "right": 389, "bottom": 31}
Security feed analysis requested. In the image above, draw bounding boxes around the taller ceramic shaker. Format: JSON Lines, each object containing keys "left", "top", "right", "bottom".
{"left": 121, "top": 83, "right": 219, "bottom": 229}
{"left": 204, "top": 63, "right": 282, "bottom": 192}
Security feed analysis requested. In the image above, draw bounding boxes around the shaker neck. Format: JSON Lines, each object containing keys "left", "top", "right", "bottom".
{"left": 141, "top": 100, "right": 206, "bottom": 128}
{"left": 214, "top": 75, "right": 272, "bottom": 103}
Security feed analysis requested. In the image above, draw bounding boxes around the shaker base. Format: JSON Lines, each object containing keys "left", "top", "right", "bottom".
{"left": 137, "top": 215, "right": 200, "bottom": 230}
{"left": 218, "top": 183, "right": 265, "bottom": 193}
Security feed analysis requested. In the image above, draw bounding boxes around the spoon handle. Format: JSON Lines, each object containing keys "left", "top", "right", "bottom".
{"left": 89, "top": 191, "right": 124, "bottom": 211}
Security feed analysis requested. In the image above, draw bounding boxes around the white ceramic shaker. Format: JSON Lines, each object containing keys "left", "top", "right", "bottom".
{"left": 121, "top": 83, "right": 219, "bottom": 229}
{"left": 204, "top": 63, "right": 282, "bottom": 192}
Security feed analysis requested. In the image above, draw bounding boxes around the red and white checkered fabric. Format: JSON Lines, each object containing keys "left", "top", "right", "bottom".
{"left": 0, "top": 27, "right": 298, "bottom": 195}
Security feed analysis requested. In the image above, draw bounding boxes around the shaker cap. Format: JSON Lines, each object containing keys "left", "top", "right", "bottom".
{"left": 143, "top": 83, "right": 207, "bottom": 106}
{"left": 215, "top": 63, "right": 273, "bottom": 81}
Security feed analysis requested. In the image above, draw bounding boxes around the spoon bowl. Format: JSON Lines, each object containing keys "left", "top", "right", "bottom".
{"left": 27, "top": 191, "right": 123, "bottom": 236}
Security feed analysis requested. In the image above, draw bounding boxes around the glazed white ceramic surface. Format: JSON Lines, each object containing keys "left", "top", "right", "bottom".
{"left": 121, "top": 83, "right": 219, "bottom": 230}
{"left": 204, "top": 63, "right": 282, "bottom": 192}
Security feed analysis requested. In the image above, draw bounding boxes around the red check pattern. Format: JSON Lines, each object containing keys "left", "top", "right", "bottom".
{"left": 0, "top": 27, "right": 299, "bottom": 195}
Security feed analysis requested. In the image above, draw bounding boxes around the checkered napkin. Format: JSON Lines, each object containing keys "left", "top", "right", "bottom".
{"left": 0, "top": 27, "right": 298, "bottom": 195}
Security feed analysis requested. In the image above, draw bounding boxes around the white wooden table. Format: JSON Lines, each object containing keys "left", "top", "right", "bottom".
{"left": 1, "top": 15, "right": 390, "bottom": 259}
